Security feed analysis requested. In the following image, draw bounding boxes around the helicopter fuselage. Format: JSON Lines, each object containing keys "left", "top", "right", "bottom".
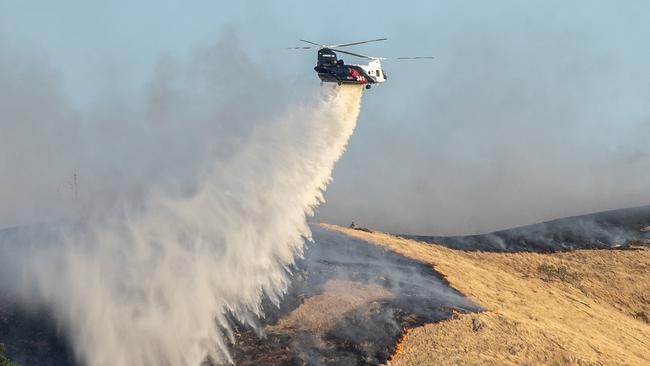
{"left": 314, "top": 48, "right": 386, "bottom": 87}
{"left": 290, "top": 38, "right": 432, "bottom": 88}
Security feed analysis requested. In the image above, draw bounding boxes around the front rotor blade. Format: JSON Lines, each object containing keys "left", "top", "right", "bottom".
{"left": 287, "top": 46, "right": 314, "bottom": 50}
{"left": 327, "top": 38, "right": 388, "bottom": 48}
{"left": 331, "top": 48, "right": 375, "bottom": 60}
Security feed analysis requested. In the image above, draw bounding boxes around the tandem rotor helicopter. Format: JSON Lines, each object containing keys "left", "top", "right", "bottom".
{"left": 289, "top": 38, "right": 433, "bottom": 89}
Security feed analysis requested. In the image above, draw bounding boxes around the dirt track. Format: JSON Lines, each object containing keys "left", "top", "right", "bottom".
{"left": 321, "top": 224, "right": 650, "bottom": 366}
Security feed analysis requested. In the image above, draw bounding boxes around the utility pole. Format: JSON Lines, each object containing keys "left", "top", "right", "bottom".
{"left": 73, "top": 173, "right": 78, "bottom": 200}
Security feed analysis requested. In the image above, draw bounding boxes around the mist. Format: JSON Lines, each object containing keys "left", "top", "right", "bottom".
{"left": 0, "top": 37, "right": 299, "bottom": 229}
{"left": 0, "top": 36, "right": 364, "bottom": 365}
{"left": 2, "top": 2, "right": 649, "bottom": 238}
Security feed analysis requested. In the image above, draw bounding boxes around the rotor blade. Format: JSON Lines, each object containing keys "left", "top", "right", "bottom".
{"left": 331, "top": 48, "right": 377, "bottom": 60}
{"left": 396, "top": 56, "right": 435, "bottom": 59}
{"left": 327, "top": 38, "right": 388, "bottom": 48}
{"left": 299, "top": 39, "right": 324, "bottom": 47}
{"left": 287, "top": 46, "right": 314, "bottom": 50}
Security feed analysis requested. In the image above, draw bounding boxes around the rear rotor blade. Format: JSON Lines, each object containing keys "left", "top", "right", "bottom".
{"left": 396, "top": 56, "right": 435, "bottom": 59}
{"left": 327, "top": 38, "right": 387, "bottom": 48}
{"left": 299, "top": 39, "right": 324, "bottom": 47}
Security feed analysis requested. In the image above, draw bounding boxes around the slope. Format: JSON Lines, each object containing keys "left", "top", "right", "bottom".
{"left": 322, "top": 224, "right": 650, "bottom": 366}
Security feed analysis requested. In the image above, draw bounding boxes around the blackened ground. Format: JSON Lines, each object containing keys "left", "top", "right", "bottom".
{"left": 226, "top": 226, "right": 480, "bottom": 366}
{"left": 0, "top": 299, "right": 74, "bottom": 366}
{"left": 3, "top": 205, "right": 649, "bottom": 364}
{"left": 0, "top": 224, "right": 479, "bottom": 366}
{"left": 0, "top": 225, "right": 76, "bottom": 366}
{"left": 404, "top": 205, "right": 650, "bottom": 252}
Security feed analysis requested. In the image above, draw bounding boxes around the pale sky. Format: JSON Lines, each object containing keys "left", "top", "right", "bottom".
{"left": 2, "top": 1, "right": 649, "bottom": 234}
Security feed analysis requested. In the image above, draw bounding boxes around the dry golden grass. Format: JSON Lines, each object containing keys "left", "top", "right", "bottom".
{"left": 267, "top": 279, "right": 392, "bottom": 333}
{"left": 321, "top": 224, "right": 650, "bottom": 366}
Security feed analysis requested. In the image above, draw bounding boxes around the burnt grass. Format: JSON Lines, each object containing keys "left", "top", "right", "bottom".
{"left": 404, "top": 205, "right": 650, "bottom": 252}
{"left": 226, "top": 226, "right": 480, "bottom": 366}
{"left": 3, "top": 205, "right": 648, "bottom": 365}
{"left": 0, "top": 225, "right": 76, "bottom": 366}
{"left": 0, "top": 299, "right": 74, "bottom": 366}
{"left": 0, "top": 224, "right": 479, "bottom": 366}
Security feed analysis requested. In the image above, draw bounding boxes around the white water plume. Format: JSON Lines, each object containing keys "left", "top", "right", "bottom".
{"left": 13, "top": 85, "right": 363, "bottom": 365}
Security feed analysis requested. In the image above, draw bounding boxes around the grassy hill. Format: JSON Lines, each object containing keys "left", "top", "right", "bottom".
{"left": 404, "top": 205, "right": 650, "bottom": 252}
{"left": 322, "top": 224, "right": 650, "bottom": 366}
{"left": 1, "top": 206, "right": 648, "bottom": 365}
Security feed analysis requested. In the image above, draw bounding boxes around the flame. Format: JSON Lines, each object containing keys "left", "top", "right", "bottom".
{"left": 389, "top": 328, "right": 412, "bottom": 361}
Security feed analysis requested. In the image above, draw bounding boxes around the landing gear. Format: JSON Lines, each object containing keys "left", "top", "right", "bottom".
{"left": 365, "top": 84, "right": 371, "bottom": 90}
{"left": 337, "top": 81, "right": 342, "bottom": 86}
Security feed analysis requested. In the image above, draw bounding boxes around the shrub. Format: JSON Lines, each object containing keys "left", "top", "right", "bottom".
{"left": 537, "top": 262, "right": 579, "bottom": 283}
{"left": 633, "top": 311, "right": 649, "bottom": 324}
{"left": 0, "top": 343, "right": 21, "bottom": 366}
{"left": 628, "top": 239, "right": 650, "bottom": 248}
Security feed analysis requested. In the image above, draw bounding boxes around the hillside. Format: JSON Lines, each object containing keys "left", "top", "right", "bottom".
{"left": 322, "top": 224, "right": 650, "bottom": 366}
{"left": 0, "top": 225, "right": 480, "bottom": 366}
{"left": 1, "top": 211, "right": 649, "bottom": 365}
{"left": 404, "top": 205, "right": 650, "bottom": 252}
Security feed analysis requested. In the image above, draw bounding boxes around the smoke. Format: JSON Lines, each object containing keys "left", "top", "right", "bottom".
{"left": 0, "top": 38, "right": 364, "bottom": 365}
{"left": 406, "top": 205, "right": 650, "bottom": 252}
{"left": 317, "top": 22, "right": 650, "bottom": 235}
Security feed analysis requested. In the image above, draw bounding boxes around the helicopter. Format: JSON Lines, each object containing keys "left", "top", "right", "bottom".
{"left": 289, "top": 38, "right": 433, "bottom": 89}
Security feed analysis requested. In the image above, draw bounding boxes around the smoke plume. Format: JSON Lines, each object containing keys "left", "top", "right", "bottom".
{"left": 0, "top": 38, "right": 364, "bottom": 365}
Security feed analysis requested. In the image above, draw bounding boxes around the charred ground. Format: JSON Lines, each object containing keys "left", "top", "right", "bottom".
{"left": 324, "top": 210, "right": 650, "bottom": 365}
{"left": 404, "top": 205, "right": 650, "bottom": 252}
{"left": 0, "top": 225, "right": 480, "bottom": 366}
{"left": 226, "top": 226, "right": 480, "bottom": 365}
{"left": 1, "top": 205, "right": 649, "bottom": 365}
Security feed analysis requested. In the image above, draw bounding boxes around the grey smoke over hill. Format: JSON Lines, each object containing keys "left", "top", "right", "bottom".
{"left": 317, "top": 20, "right": 650, "bottom": 235}
{"left": 405, "top": 205, "right": 650, "bottom": 252}
{"left": 0, "top": 37, "right": 297, "bottom": 229}
{"left": 0, "top": 37, "right": 364, "bottom": 365}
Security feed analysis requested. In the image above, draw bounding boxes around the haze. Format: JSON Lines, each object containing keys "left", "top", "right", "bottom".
{"left": 1, "top": 0, "right": 649, "bottom": 235}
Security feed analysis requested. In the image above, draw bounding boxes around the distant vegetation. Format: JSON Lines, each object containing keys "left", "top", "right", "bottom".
{"left": 0, "top": 344, "right": 21, "bottom": 366}
{"left": 633, "top": 311, "right": 649, "bottom": 324}
{"left": 629, "top": 239, "right": 650, "bottom": 248}
{"left": 537, "top": 262, "right": 580, "bottom": 283}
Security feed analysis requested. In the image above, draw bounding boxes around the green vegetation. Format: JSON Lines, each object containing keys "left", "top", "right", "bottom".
{"left": 0, "top": 343, "right": 21, "bottom": 366}
{"left": 628, "top": 239, "right": 650, "bottom": 248}
{"left": 537, "top": 262, "right": 579, "bottom": 283}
